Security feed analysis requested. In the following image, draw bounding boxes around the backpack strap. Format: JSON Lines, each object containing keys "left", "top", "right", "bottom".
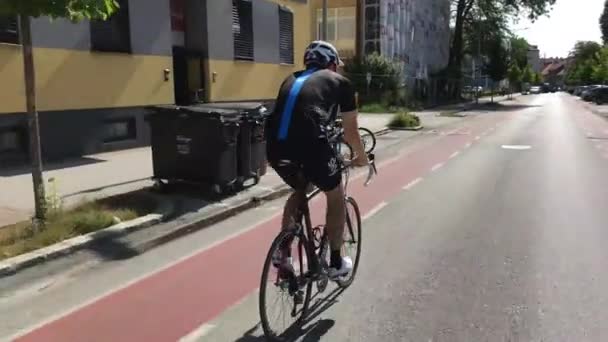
{"left": 277, "top": 68, "right": 317, "bottom": 141}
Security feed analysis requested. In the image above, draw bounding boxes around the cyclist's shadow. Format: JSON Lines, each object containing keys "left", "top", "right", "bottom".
{"left": 235, "top": 286, "right": 346, "bottom": 342}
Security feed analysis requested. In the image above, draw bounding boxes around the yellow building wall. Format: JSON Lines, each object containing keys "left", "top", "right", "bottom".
{"left": 0, "top": 43, "right": 174, "bottom": 114}
{"left": 205, "top": 0, "right": 311, "bottom": 102}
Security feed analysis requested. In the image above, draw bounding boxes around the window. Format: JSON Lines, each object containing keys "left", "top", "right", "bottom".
{"left": 316, "top": 8, "right": 356, "bottom": 42}
{"left": 232, "top": 0, "right": 254, "bottom": 61}
{"left": 0, "top": 16, "right": 18, "bottom": 44}
{"left": 0, "top": 127, "right": 23, "bottom": 153}
{"left": 90, "top": 0, "right": 131, "bottom": 53}
{"left": 278, "top": 7, "right": 294, "bottom": 64}
{"left": 102, "top": 118, "right": 136, "bottom": 143}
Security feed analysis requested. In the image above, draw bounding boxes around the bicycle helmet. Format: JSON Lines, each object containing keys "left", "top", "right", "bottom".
{"left": 303, "top": 40, "right": 344, "bottom": 68}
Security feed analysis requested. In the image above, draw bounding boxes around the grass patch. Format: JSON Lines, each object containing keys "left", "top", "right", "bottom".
{"left": 0, "top": 192, "right": 157, "bottom": 261}
{"left": 359, "top": 102, "right": 407, "bottom": 114}
{"left": 388, "top": 111, "right": 421, "bottom": 128}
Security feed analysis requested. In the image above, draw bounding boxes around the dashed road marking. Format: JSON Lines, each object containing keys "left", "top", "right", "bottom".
{"left": 501, "top": 145, "right": 531, "bottom": 150}
{"left": 402, "top": 178, "right": 423, "bottom": 191}
{"left": 464, "top": 142, "right": 472, "bottom": 149}
{"left": 431, "top": 163, "right": 444, "bottom": 172}
{"left": 363, "top": 202, "right": 388, "bottom": 221}
{"left": 474, "top": 136, "right": 481, "bottom": 141}
{"left": 449, "top": 151, "right": 460, "bottom": 159}
{"left": 179, "top": 324, "right": 216, "bottom": 342}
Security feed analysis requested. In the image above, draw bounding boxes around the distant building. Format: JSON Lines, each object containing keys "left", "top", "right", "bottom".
{"left": 527, "top": 45, "right": 542, "bottom": 73}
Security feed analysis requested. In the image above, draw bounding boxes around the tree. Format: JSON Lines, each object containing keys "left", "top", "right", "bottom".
{"left": 0, "top": 1, "right": 118, "bottom": 224}
{"left": 484, "top": 34, "right": 509, "bottom": 102}
{"left": 507, "top": 64, "right": 522, "bottom": 95}
{"left": 446, "top": 0, "right": 556, "bottom": 94}
{"left": 533, "top": 72, "right": 543, "bottom": 85}
{"left": 509, "top": 37, "right": 530, "bottom": 70}
{"left": 565, "top": 41, "right": 603, "bottom": 85}
{"left": 592, "top": 47, "right": 608, "bottom": 84}
{"left": 600, "top": 0, "right": 608, "bottom": 45}
{"left": 522, "top": 65, "right": 535, "bottom": 84}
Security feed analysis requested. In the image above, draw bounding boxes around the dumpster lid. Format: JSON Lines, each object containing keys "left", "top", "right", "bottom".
{"left": 196, "top": 102, "right": 268, "bottom": 116}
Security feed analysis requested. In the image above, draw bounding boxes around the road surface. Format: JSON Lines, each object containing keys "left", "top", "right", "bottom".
{"left": 3, "top": 93, "right": 608, "bottom": 341}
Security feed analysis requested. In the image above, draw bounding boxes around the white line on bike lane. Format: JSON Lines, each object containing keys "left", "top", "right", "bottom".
{"left": 363, "top": 202, "right": 388, "bottom": 221}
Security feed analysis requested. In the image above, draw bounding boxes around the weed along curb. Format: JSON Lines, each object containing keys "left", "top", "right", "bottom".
{"left": 0, "top": 213, "right": 164, "bottom": 277}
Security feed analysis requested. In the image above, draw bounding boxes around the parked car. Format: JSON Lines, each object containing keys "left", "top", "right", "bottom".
{"left": 574, "top": 86, "right": 589, "bottom": 96}
{"left": 521, "top": 82, "right": 531, "bottom": 95}
{"left": 581, "top": 85, "right": 605, "bottom": 101}
{"left": 530, "top": 86, "right": 542, "bottom": 94}
{"left": 594, "top": 88, "right": 608, "bottom": 105}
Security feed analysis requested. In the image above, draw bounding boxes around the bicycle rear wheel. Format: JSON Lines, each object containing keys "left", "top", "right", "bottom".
{"left": 336, "top": 196, "right": 362, "bottom": 288}
{"left": 359, "top": 127, "right": 377, "bottom": 154}
{"left": 259, "top": 229, "right": 312, "bottom": 341}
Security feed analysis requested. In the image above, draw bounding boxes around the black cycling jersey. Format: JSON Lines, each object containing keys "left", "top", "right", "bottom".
{"left": 265, "top": 68, "right": 357, "bottom": 192}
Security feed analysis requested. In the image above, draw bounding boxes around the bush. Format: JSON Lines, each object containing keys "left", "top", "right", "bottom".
{"left": 344, "top": 53, "right": 403, "bottom": 105}
{"left": 389, "top": 112, "right": 421, "bottom": 128}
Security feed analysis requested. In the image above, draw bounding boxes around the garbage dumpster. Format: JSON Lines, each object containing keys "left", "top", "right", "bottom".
{"left": 146, "top": 105, "right": 241, "bottom": 194}
{"left": 191, "top": 102, "right": 269, "bottom": 187}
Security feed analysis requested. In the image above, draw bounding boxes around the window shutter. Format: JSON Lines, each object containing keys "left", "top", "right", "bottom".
{"left": 279, "top": 7, "right": 294, "bottom": 64}
{"left": 232, "top": 0, "right": 254, "bottom": 60}
{"left": 90, "top": 0, "right": 131, "bottom": 53}
{"left": 0, "top": 16, "right": 19, "bottom": 44}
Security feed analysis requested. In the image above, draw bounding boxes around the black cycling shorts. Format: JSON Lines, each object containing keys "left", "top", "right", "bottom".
{"left": 268, "top": 139, "right": 342, "bottom": 193}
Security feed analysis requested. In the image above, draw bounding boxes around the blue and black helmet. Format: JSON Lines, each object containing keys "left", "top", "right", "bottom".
{"left": 303, "top": 40, "right": 344, "bottom": 69}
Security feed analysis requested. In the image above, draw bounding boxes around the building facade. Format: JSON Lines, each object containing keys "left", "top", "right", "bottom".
{"left": 527, "top": 44, "right": 542, "bottom": 74}
{"left": 363, "top": 0, "right": 450, "bottom": 83}
{"left": 0, "top": 0, "right": 174, "bottom": 164}
{"left": 0, "top": 0, "right": 310, "bottom": 164}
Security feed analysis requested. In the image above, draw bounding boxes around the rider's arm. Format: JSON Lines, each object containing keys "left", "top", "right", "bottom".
{"left": 342, "top": 111, "right": 368, "bottom": 167}
{"left": 338, "top": 76, "right": 368, "bottom": 166}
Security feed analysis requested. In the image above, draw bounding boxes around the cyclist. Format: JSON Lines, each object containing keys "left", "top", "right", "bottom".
{"left": 265, "top": 40, "right": 368, "bottom": 279}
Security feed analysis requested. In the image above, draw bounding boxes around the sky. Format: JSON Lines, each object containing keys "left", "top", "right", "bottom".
{"left": 510, "top": 0, "right": 604, "bottom": 58}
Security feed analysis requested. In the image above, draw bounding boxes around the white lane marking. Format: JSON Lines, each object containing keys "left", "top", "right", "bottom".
{"left": 501, "top": 145, "right": 532, "bottom": 150}
{"left": 363, "top": 202, "right": 388, "bottom": 221}
{"left": 464, "top": 142, "right": 472, "bottom": 149}
{"left": 431, "top": 163, "right": 444, "bottom": 172}
{"left": 402, "top": 177, "right": 423, "bottom": 191}
{"left": 449, "top": 151, "right": 460, "bottom": 159}
{"left": 178, "top": 324, "right": 216, "bottom": 342}
{"left": 474, "top": 136, "right": 481, "bottom": 141}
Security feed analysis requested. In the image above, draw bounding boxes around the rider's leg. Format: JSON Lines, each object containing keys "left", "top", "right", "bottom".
{"left": 281, "top": 191, "right": 302, "bottom": 230}
{"left": 324, "top": 183, "right": 346, "bottom": 268}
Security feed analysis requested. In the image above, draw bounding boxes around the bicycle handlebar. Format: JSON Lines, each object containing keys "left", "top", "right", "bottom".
{"left": 343, "top": 152, "right": 378, "bottom": 187}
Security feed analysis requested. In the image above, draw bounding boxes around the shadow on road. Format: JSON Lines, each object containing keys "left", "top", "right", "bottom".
{"left": 235, "top": 287, "right": 345, "bottom": 342}
{"left": 474, "top": 102, "right": 542, "bottom": 112}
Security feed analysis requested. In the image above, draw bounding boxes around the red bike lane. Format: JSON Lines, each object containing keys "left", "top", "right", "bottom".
{"left": 14, "top": 113, "right": 510, "bottom": 342}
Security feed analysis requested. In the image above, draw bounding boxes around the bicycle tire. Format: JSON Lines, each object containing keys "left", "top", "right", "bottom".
{"left": 259, "top": 229, "right": 312, "bottom": 341}
{"left": 359, "top": 127, "right": 377, "bottom": 154}
{"left": 336, "top": 196, "right": 362, "bottom": 288}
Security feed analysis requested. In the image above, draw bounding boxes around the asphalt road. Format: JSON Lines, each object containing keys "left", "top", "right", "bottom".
{"left": 4, "top": 93, "right": 608, "bottom": 341}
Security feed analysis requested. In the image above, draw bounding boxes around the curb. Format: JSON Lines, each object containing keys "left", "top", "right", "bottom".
{"left": 132, "top": 184, "right": 292, "bottom": 254}
{"left": 0, "top": 213, "right": 164, "bottom": 278}
{"left": 388, "top": 125, "right": 424, "bottom": 131}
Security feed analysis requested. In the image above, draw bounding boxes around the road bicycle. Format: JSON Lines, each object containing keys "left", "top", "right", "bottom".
{"left": 258, "top": 124, "right": 377, "bottom": 341}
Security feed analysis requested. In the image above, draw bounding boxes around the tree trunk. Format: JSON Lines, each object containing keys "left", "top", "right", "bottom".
{"left": 355, "top": 0, "right": 363, "bottom": 60}
{"left": 19, "top": 15, "right": 46, "bottom": 224}
{"left": 447, "top": 0, "right": 468, "bottom": 78}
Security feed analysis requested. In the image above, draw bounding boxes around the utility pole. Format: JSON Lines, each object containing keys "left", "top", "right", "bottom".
{"left": 322, "top": 0, "right": 328, "bottom": 40}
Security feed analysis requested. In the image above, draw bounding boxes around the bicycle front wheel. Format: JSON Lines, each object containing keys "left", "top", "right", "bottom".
{"left": 259, "top": 229, "right": 312, "bottom": 341}
{"left": 336, "top": 196, "right": 362, "bottom": 288}
{"left": 359, "top": 127, "right": 377, "bottom": 154}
